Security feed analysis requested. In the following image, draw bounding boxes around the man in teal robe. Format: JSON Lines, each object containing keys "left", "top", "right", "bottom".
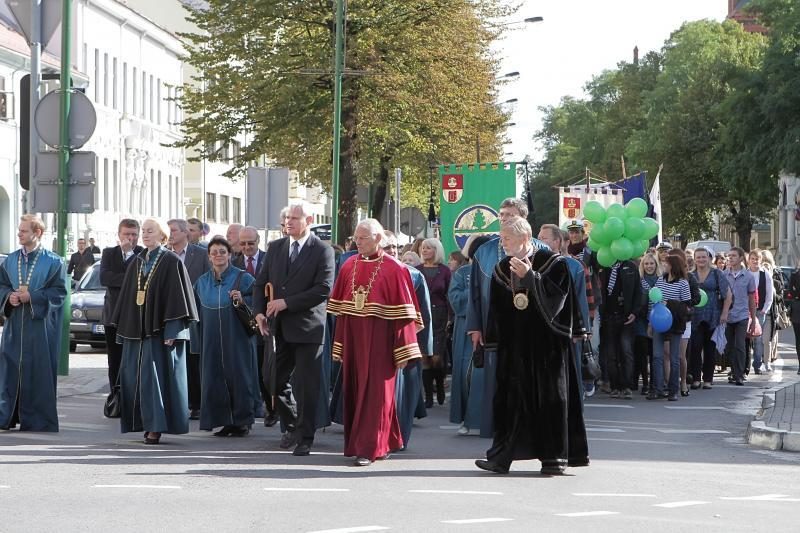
{"left": 0, "top": 215, "right": 67, "bottom": 432}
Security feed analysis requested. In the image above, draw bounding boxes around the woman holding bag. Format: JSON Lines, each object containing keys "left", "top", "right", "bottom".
{"left": 648, "top": 251, "right": 692, "bottom": 401}
{"left": 192, "top": 236, "right": 260, "bottom": 437}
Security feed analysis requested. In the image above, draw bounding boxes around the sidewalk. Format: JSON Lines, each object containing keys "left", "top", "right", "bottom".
{"left": 747, "top": 379, "right": 800, "bottom": 452}
{"left": 57, "top": 352, "right": 109, "bottom": 398}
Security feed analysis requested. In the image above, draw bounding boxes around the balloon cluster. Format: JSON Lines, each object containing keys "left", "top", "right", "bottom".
{"left": 647, "top": 287, "right": 708, "bottom": 334}
{"left": 583, "top": 198, "right": 659, "bottom": 267}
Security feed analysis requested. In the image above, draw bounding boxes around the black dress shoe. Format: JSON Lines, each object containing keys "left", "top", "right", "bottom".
{"left": 229, "top": 425, "right": 249, "bottom": 437}
{"left": 293, "top": 443, "right": 311, "bottom": 456}
{"left": 214, "top": 426, "right": 233, "bottom": 437}
{"left": 263, "top": 413, "right": 279, "bottom": 427}
{"left": 279, "top": 431, "right": 299, "bottom": 449}
{"left": 189, "top": 409, "right": 200, "bottom": 420}
{"left": 475, "top": 459, "right": 509, "bottom": 474}
{"left": 540, "top": 463, "right": 566, "bottom": 476}
{"left": 144, "top": 432, "right": 161, "bottom": 445}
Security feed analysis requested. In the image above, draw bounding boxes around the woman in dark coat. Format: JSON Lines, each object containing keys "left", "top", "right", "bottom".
{"left": 419, "top": 238, "right": 451, "bottom": 407}
{"left": 789, "top": 259, "right": 800, "bottom": 375}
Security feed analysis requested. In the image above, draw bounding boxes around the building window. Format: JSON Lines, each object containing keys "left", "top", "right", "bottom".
{"left": 122, "top": 63, "right": 128, "bottom": 114}
{"left": 132, "top": 67, "right": 137, "bottom": 116}
{"left": 175, "top": 176, "right": 180, "bottom": 216}
{"left": 206, "top": 192, "right": 216, "bottom": 221}
{"left": 149, "top": 74, "right": 154, "bottom": 122}
{"left": 150, "top": 169, "right": 155, "bottom": 216}
{"left": 232, "top": 197, "right": 241, "bottom": 224}
{"left": 113, "top": 160, "right": 119, "bottom": 211}
{"left": 220, "top": 195, "right": 230, "bottom": 223}
{"left": 93, "top": 48, "right": 99, "bottom": 102}
{"left": 157, "top": 171, "right": 163, "bottom": 217}
{"left": 112, "top": 57, "right": 118, "bottom": 110}
{"left": 103, "top": 53, "right": 109, "bottom": 106}
{"left": 141, "top": 71, "right": 147, "bottom": 119}
{"left": 103, "top": 158, "right": 109, "bottom": 211}
{"left": 157, "top": 78, "right": 162, "bottom": 125}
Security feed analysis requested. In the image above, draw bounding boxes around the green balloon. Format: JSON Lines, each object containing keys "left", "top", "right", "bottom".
{"left": 611, "top": 237, "right": 634, "bottom": 261}
{"left": 625, "top": 197, "right": 648, "bottom": 219}
{"left": 587, "top": 237, "right": 601, "bottom": 250}
{"left": 583, "top": 201, "right": 607, "bottom": 224}
{"left": 632, "top": 239, "right": 649, "bottom": 258}
{"left": 624, "top": 217, "right": 645, "bottom": 241}
{"left": 649, "top": 286, "right": 663, "bottom": 303}
{"left": 590, "top": 224, "right": 610, "bottom": 245}
{"left": 604, "top": 217, "right": 625, "bottom": 240}
{"left": 698, "top": 289, "right": 708, "bottom": 308}
{"left": 606, "top": 203, "right": 627, "bottom": 221}
{"left": 643, "top": 217, "right": 660, "bottom": 239}
{"left": 597, "top": 246, "right": 616, "bottom": 268}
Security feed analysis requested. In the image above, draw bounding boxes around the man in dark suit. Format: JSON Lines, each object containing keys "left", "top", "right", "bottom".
{"left": 168, "top": 218, "right": 212, "bottom": 419}
{"left": 100, "top": 219, "right": 143, "bottom": 391}
{"left": 68, "top": 238, "right": 97, "bottom": 282}
{"left": 254, "top": 202, "right": 334, "bottom": 456}
{"left": 233, "top": 225, "right": 277, "bottom": 425}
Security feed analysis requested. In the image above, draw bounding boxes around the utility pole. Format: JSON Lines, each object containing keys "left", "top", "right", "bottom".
{"left": 29, "top": 0, "right": 42, "bottom": 213}
{"left": 56, "top": 0, "right": 72, "bottom": 375}
{"left": 330, "top": 0, "right": 345, "bottom": 244}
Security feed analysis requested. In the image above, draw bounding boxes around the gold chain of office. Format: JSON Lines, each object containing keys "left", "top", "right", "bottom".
{"left": 350, "top": 255, "right": 384, "bottom": 311}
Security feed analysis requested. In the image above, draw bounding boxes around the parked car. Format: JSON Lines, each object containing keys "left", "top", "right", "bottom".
{"left": 309, "top": 223, "right": 331, "bottom": 241}
{"left": 69, "top": 262, "right": 106, "bottom": 351}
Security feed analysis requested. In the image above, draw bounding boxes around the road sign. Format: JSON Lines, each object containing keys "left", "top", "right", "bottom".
{"left": 30, "top": 150, "right": 96, "bottom": 213}
{"left": 34, "top": 89, "right": 96, "bottom": 149}
{"left": 246, "top": 167, "right": 290, "bottom": 230}
{"left": 400, "top": 206, "right": 426, "bottom": 237}
{"left": 6, "top": 0, "right": 63, "bottom": 47}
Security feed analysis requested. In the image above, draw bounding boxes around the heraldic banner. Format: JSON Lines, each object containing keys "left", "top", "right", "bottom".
{"left": 557, "top": 185, "right": 624, "bottom": 230}
{"left": 439, "top": 162, "right": 516, "bottom": 256}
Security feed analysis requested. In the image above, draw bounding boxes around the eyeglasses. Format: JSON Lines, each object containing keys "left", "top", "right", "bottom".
{"left": 209, "top": 249, "right": 229, "bottom": 256}
{"left": 240, "top": 241, "right": 257, "bottom": 246}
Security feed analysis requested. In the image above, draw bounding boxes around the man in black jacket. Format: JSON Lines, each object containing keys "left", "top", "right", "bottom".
{"left": 68, "top": 238, "right": 96, "bottom": 282}
{"left": 598, "top": 259, "right": 642, "bottom": 399}
{"left": 99, "top": 219, "right": 143, "bottom": 391}
{"left": 253, "top": 202, "right": 335, "bottom": 456}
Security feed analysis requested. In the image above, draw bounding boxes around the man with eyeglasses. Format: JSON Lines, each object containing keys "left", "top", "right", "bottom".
{"left": 167, "top": 218, "right": 211, "bottom": 420}
{"left": 233, "top": 226, "right": 276, "bottom": 426}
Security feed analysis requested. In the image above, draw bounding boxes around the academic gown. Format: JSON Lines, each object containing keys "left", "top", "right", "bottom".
{"left": 0, "top": 248, "right": 66, "bottom": 431}
{"left": 394, "top": 264, "right": 432, "bottom": 448}
{"left": 111, "top": 247, "right": 198, "bottom": 435}
{"left": 483, "top": 250, "right": 589, "bottom": 470}
{"left": 192, "top": 266, "right": 259, "bottom": 431}
{"left": 448, "top": 263, "right": 483, "bottom": 428}
{"left": 328, "top": 252, "right": 423, "bottom": 461}
{"left": 466, "top": 236, "right": 549, "bottom": 437}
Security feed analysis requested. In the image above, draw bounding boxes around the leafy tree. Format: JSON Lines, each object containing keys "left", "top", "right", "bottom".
{"left": 177, "top": 0, "right": 512, "bottom": 243}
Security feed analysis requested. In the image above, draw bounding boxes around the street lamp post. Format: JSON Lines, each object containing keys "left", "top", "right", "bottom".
{"left": 330, "top": 0, "right": 345, "bottom": 244}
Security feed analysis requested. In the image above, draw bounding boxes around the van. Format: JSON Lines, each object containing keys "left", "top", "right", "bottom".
{"left": 685, "top": 240, "right": 731, "bottom": 255}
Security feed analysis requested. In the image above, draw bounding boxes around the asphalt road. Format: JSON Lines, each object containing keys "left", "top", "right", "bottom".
{"left": 1, "top": 337, "right": 799, "bottom": 533}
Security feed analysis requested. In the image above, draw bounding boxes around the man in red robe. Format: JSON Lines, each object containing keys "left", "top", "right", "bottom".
{"left": 328, "top": 219, "right": 423, "bottom": 466}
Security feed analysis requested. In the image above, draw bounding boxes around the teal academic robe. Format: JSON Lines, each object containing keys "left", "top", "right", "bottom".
{"left": 192, "top": 266, "right": 260, "bottom": 430}
{"left": 0, "top": 247, "right": 66, "bottom": 431}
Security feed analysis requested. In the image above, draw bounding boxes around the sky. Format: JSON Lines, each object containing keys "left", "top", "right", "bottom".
{"left": 497, "top": 0, "right": 729, "bottom": 164}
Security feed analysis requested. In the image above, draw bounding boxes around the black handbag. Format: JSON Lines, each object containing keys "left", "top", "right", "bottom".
{"left": 232, "top": 271, "right": 258, "bottom": 336}
{"left": 103, "top": 380, "right": 121, "bottom": 419}
{"left": 471, "top": 343, "right": 485, "bottom": 369}
{"left": 581, "top": 338, "right": 601, "bottom": 382}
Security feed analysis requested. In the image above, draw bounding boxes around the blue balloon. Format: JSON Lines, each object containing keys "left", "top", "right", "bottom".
{"left": 649, "top": 302, "right": 673, "bottom": 333}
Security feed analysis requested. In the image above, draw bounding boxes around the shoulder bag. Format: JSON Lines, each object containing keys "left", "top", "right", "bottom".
{"left": 103, "top": 374, "right": 121, "bottom": 418}
{"left": 232, "top": 270, "right": 259, "bottom": 336}
{"left": 581, "top": 337, "right": 601, "bottom": 381}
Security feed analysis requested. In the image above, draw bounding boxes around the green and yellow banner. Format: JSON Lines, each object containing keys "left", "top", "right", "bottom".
{"left": 438, "top": 162, "right": 517, "bottom": 257}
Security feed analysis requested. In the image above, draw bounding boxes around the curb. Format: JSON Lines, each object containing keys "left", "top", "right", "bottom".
{"left": 746, "top": 383, "right": 800, "bottom": 452}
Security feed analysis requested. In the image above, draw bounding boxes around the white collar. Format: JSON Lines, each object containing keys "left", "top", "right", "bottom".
{"left": 290, "top": 233, "right": 310, "bottom": 250}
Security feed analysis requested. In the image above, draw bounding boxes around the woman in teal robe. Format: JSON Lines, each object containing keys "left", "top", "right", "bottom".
{"left": 0, "top": 229, "right": 66, "bottom": 432}
{"left": 111, "top": 219, "right": 198, "bottom": 444}
{"left": 192, "top": 237, "right": 259, "bottom": 436}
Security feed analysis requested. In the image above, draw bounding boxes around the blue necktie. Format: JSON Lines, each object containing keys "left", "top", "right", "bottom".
{"left": 290, "top": 241, "right": 299, "bottom": 264}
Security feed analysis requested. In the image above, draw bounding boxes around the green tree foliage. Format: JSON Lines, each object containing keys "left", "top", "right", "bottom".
{"left": 177, "top": 0, "right": 513, "bottom": 243}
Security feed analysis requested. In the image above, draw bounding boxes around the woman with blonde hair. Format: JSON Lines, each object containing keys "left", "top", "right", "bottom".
{"left": 419, "top": 237, "right": 451, "bottom": 407}
{"left": 634, "top": 252, "right": 660, "bottom": 394}
{"left": 112, "top": 218, "right": 198, "bottom": 445}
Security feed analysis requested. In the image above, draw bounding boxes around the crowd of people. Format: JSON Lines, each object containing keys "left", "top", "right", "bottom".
{"left": 0, "top": 199, "right": 795, "bottom": 475}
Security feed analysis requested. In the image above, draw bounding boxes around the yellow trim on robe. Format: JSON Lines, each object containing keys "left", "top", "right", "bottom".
{"left": 332, "top": 341, "right": 343, "bottom": 361}
{"left": 393, "top": 342, "right": 422, "bottom": 365}
{"left": 327, "top": 298, "right": 424, "bottom": 328}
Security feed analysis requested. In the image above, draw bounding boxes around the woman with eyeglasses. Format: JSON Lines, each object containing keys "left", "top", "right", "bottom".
{"left": 191, "top": 236, "right": 260, "bottom": 437}
{"left": 112, "top": 219, "right": 198, "bottom": 445}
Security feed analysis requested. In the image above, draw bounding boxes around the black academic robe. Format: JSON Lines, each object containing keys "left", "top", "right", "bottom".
{"left": 484, "top": 250, "right": 589, "bottom": 470}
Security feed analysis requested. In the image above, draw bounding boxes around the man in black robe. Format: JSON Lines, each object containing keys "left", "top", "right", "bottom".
{"left": 475, "top": 216, "right": 589, "bottom": 476}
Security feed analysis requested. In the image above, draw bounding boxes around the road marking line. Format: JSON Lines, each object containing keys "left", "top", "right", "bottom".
{"left": 584, "top": 404, "right": 634, "bottom": 409}
{"left": 589, "top": 438, "right": 686, "bottom": 446}
{"left": 556, "top": 511, "right": 619, "bottom": 517}
{"left": 307, "top": 527, "right": 389, "bottom": 533}
{"left": 441, "top": 518, "right": 514, "bottom": 524}
{"left": 658, "top": 428, "right": 732, "bottom": 434}
{"left": 439, "top": 425, "right": 460, "bottom": 430}
{"left": 720, "top": 494, "right": 800, "bottom": 502}
{"left": 586, "top": 428, "right": 625, "bottom": 433}
{"left": 264, "top": 488, "right": 350, "bottom": 492}
{"left": 655, "top": 501, "right": 710, "bottom": 508}
{"left": 92, "top": 484, "right": 181, "bottom": 489}
{"left": 663, "top": 406, "right": 727, "bottom": 410}
{"left": 573, "top": 493, "right": 656, "bottom": 498}
{"left": 409, "top": 490, "right": 503, "bottom": 495}
{"left": 0, "top": 485, "right": 9, "bottom": 489}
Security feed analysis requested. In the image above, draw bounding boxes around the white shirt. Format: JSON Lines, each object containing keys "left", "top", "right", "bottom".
{"left": 288, "top": 233, "right": 310, "bottom": 260}
{"left": 244, "top": 250, "right": 261, "bottom": 268}
{"left": 172, "top": 244, "right": 187, "bottom": 264}
{"left": 121, "top": 248, "right": 135, "bottom": 262}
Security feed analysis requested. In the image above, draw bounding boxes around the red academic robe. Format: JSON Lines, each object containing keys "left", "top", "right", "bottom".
{"left": 328, "top": 251, "right": 423, "bottom": 460}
